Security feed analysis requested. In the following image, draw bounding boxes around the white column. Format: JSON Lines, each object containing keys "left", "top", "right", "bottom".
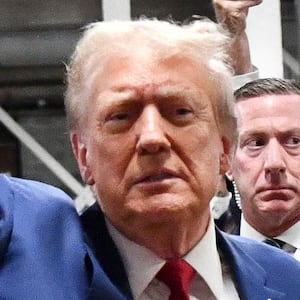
{"left": 102, "top": 0, "right": 131, "bottom": 21}
{"left": 246, "top": 0, "right": 283, "bottom": 78}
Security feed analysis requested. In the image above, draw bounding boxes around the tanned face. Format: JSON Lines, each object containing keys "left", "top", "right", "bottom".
{"left": 231, "top": 94, "right": 300, "bottom": 236}
{"left": 71, "top": 51, "right": 229, "bottom": 253}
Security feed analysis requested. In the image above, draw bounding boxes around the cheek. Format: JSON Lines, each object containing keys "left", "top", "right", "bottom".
{"left": 90, "top": 147, "right": 127, "bottom": 218}
{"left": 88, "top": 134, "right": 136, "bottom": 193}
{"left": 183, "top": 123, "right": 221, "bottom": 154}
{"left": 231, "top": 152, "right": 253, "bottom": 177}
{"left": 187, "top": 133, "right": 222, "bottom": 195}
{"left": 288, "top": 159, "right": 300, "bottom": 177}
{"left": 89, "top": 139, "right": 127, "bottom": 182}
{"left": 231, "top": 154, "right": 262, "bottom": 198}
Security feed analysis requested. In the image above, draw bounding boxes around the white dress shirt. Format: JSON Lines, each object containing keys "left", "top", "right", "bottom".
{"left": 210, "top": 193, "right": 232, "bottom": 219}
{"left": 240, "top": 214, "right": 300, "bottom": 261}
{"left": 106, "top": 217, "right": 240, "bottom": 300}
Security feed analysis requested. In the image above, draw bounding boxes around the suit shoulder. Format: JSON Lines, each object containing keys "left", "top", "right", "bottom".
{"left": 224, "top": 232, "right": 300, "bottom": 271}
{"left": 0, "top": 174, "right": 74, "bottom": 208}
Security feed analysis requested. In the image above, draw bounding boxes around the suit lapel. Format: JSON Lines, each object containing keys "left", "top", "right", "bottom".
{"left": 216, "top": 229, "right": 285, "bottom": 300}
{"left": 81, "top": 204, "right": 287, "bottom": 300}
{"left": 81, "top": 203, "right": 133, "bottom": 299}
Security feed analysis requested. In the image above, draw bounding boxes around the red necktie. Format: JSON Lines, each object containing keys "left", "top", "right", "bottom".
{"left": 156, "top": 259, "right": 196, "bottom": 300}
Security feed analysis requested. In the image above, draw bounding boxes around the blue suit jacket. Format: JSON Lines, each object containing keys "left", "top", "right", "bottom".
{"left": 82, "top": 203, "right": 300, "bottom": 300}
{"left": 0, "top": 175, "right": 125, "bottom": 300}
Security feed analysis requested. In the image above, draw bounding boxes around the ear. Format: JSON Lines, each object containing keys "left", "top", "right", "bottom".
{"left": 70, "top": 133, "right": 95, "bottom": 185}
{"left": 219, "top": 136, "right": 231, "bottom": 175}
{"left": 225, "top": 169, "right": 233, "bottom": 181}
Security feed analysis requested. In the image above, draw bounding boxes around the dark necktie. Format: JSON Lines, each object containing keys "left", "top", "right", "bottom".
{"left": 156, "top": 259, "right": 196, "bottom": 300}
{"left": 263, "top": 238, "right": 297, "bottom": 254}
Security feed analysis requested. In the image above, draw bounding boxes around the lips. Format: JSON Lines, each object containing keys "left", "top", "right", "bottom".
{"left": 257, "top": 185, "right": 295, "bottom": 193}
{"left": 135, "top": 169, "right": 180, "bottom": 185}
{"left": 257, "top": 186, "right": 296, "bottom": 201}
{"left": 141, "top": 172, "right": 175, "bottom": 183}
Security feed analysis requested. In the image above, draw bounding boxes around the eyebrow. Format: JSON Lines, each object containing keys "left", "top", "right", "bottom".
{"left": 239, "top": 128, "right": 300, "bottom": 139}
{"left": 110, "top": 83, "right": 196, "bottom": 99}
{"left": 95, "top": 80, "right": 207, "bottom": 114}
{"left": 156, "top": 84, "right": 201, "bottom": 100}
{"left": 95, "top": 88, "right": 137, "bottom": 110}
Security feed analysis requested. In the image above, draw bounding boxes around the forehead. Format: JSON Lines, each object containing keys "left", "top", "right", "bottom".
{"left": 86, "top": 50, "right": 214, "bottom": 105}
{"left": 235, "top": 94, "right": 300, "bottom": 128}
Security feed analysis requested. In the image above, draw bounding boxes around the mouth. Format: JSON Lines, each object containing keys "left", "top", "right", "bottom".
{"left": 135, "top": 169, "right": 180, "bottom": 185}
{"left": 257, "top": 187, "right": 295, "bottom": 201}
{"left": 141, "top": 172, "right": 175, "bottom": 183}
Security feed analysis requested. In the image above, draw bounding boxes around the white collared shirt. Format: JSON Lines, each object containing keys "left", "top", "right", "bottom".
{"left": 240, "top": 214, "right": 300, "bottom": 261}
{"left": 106, "top": 217, "right": 239, "bottom": 300}
{"left": 210, "top": 193, "right": 232, "bottom": 219}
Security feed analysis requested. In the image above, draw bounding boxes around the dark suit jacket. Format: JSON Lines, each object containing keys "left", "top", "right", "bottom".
{"left": 0, "top": 175, "right": 125, "bottom": 300}
{"left": 82, "top": 203, "right": 300, "bottom": 300}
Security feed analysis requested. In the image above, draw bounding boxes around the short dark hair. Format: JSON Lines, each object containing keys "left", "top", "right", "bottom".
{"left": 234, "top": 78, "right": 300, "bottom": 102}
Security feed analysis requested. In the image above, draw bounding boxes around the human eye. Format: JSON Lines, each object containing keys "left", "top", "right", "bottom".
{"left": 241, "top": 135, "right": 266, "bottom": 154}
{"left": 162, "top": 101, "right": 194, "bottom": 125}
{"left": 281, "top": 134, "right": 300, "bottom": 155}
{"left": 109, "top": 112, "right": 129, "bottom": 121}
{"left": 104, "top": 106, "right": 136, "bottom": 133}
{"left": 239, "top": 136, "right": 265, "bottom": 157}
{"left": 176, "top": 107, "right": 192, "bottom": 115}
{"left": 246, "top": 138, "right": 265, "bottom": 148}
{"left": 172, "top": 106, "right": 194, "bottom": 124}
{"left": 283, "top": 135, "right": 300, "bottom": 155}
{"left": 285, "top": 136, "right": 300, "bottom": 146}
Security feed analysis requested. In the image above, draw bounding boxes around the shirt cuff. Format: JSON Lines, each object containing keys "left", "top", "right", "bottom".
{"left": 232, "top": 67, "right": 259, "bottom": 90}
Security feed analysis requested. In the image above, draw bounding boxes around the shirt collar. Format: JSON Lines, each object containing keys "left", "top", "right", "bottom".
{"left": 276, "top": 221, "right": 300, "bottom": 248}
{"left": 240, "top": 214, "right": 300, "bottom": 248}
{"left": 240, "top": 214, "right": 266, "bottom": 241}
{"left": 185, "top": 216, "right": 225, "bottom": 298}
{"left": 106, "top": 219, "right": 163, "bottom": 299}
{"left": 106, "top": 216, "right": 225, "bottom": 299}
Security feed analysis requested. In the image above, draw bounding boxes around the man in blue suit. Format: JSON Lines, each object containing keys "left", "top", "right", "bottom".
{"left": 65, "top": 8, "right": 300, "bottom": 300}
{"left": 0, "top": 174, "right": 125, "bottom": 299}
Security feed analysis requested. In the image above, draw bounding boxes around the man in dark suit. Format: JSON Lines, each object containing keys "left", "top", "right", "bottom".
{"left": 0, "top": 174, "right": 125, "bottom": 299}
{"left": 65, "top": 14, "right": 300, "bottom": 300}
{"left": 226, "top": 78, "right": 300, "bottom": 262}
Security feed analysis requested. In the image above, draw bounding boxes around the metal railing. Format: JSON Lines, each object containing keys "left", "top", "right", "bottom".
{"left": 0, "top": 105, "right": 95, "bottom": 212}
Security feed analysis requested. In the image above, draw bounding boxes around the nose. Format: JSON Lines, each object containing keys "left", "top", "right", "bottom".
{"left": 135, "top": 105, "right": 171, "bottom": 155}
{"left": 264, "top": 140, "right": 286, "bottom": 182}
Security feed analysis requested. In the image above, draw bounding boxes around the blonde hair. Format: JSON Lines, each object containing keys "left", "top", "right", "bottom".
{"left": 65, "top": 18, "right": 236, "bottom": 143}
